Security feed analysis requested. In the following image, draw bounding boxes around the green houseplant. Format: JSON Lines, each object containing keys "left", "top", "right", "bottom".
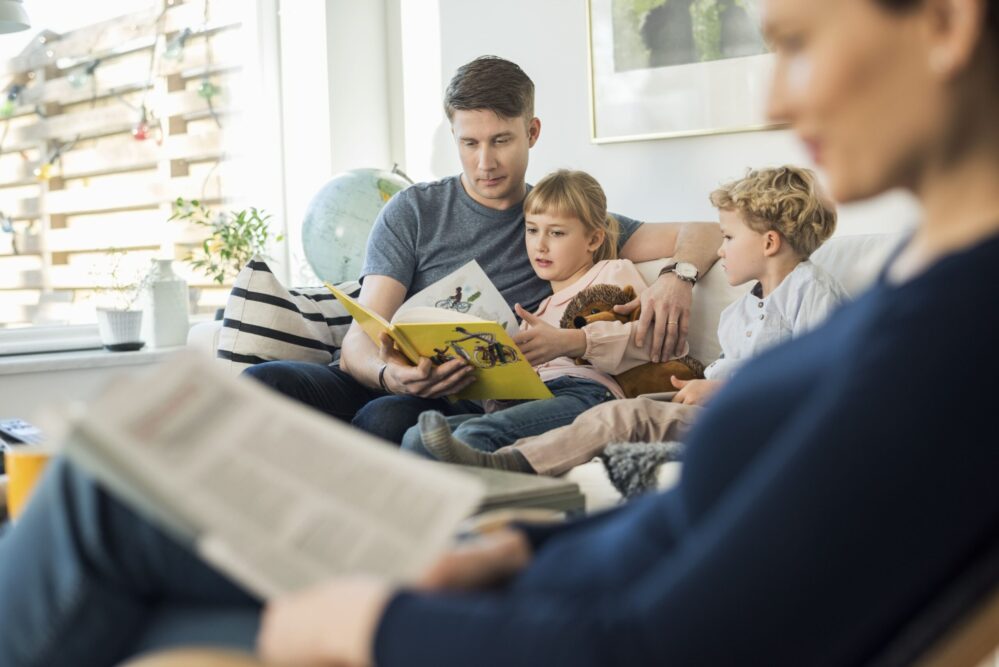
{"left": 171, "top": 198, "right": 284, "bottom": 285}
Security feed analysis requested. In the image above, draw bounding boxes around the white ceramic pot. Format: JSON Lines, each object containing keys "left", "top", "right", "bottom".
{"left": 96, "top": 308, "right": 145, "bottom": 352}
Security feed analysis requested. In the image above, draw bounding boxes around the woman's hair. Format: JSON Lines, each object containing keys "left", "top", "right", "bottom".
{"left": 710, "top": 166, "right": 837, "bottom": 258}
{"left": 524, "top": 169, "right": 620, "bottom": 262}
{"left": 875, "top": 0, "right": 997, "bottom": 35}
{"left": 444, "top": 56, "right": 535, "bottom": 122}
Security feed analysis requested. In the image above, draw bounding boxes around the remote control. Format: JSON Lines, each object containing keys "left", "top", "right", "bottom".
{"left": 0, "top": 418, "right": 44, "bottom": 446}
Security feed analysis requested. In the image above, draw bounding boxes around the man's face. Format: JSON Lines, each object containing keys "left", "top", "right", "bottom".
{"left": 451, "top": 109, "right": 540, "bottom": 211}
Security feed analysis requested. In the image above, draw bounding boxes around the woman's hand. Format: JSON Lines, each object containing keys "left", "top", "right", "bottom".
{"left": 417, "top": 527, "right": 533, "bottom": 591}
{"left": 257, "top": 577, "right": 393, "bottom": 667}
{"left": 671, "top": 376, "right": 723, "bottom": 406}
{"left": 512, "top": 304, "right": 586, "bottom": 366}
{"left": 614, "top": 275, "right": 693, "bottom": 362}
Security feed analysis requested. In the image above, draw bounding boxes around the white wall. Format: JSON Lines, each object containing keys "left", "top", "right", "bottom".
{"left": 278, "top": 0, "right": 395, "bottom": 284}
{"left": 403, "top": 0, "right": 920, "bottom": 237}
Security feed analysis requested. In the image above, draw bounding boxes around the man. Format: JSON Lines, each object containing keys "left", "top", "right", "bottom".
{"left": 245, "top": 56, "right": 720, "bottom": 443}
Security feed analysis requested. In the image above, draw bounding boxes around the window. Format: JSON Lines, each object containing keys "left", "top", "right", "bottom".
{"left": 0, "top": 0, "right": 283, "bottom": 351}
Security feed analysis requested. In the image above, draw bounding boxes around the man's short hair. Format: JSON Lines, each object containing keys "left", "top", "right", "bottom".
{"left": 444, "top": 56, "right": 535, "bottom": 122}
{"left": 710, "top": 165, "right": 837, "bottom": 258}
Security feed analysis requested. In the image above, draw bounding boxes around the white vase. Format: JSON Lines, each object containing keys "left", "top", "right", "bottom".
{"left": 148, "top": 259, "right": 190, "bottom": 348}
{"left": 96, "top": 308, "right": 145, "bottom": 351}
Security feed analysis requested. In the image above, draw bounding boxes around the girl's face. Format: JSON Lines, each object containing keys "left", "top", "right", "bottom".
{"left": 717, "top": 209, "right": 769, "bottom": 287}
{"left": 763, "top": 0, "right": 944, "bottom": 203}
{"left": 525, "top": 211, "right": 603, "bottom": 287}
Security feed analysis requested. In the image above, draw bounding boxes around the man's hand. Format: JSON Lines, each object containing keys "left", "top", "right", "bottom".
{"left": 670, "top": 376, "right": 723, "bottom": 406}
{"left": 378, "top": 333, "right": 476, "bottom": 399}
{"left": 512, "top": 304, "right": 586, "bottom": 366}
{"left": 257, "top": 576, "right": 392, "bottom": 667}
{"left": 418, "top": 527, "right": 533, "bottom": 591}
{"left": 614, "top": 274, "right": 693, "bottom": 362}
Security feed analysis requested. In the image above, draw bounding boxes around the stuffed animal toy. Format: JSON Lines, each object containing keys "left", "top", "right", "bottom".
{"left": 560, "top": 284, "right": 705, "bottom": 398}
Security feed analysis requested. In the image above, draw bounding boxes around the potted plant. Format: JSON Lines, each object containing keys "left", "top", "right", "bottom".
{"left": 171, "top": 198, "right": 283, "bottom": 286}
{"left": 93, "top": 250, "right": 150, "bottom": 351}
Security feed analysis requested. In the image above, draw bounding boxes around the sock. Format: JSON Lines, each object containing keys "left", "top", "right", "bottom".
{"left": 419, "top": 411, "right": 534, "bottom": 473}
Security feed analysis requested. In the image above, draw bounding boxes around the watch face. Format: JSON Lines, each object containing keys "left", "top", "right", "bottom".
{"left": 675, "top": 263, "right": 697, "bottom": 279}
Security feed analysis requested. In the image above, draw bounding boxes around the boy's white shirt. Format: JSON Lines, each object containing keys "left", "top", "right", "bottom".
{"left": 705, "top": 260, "right": 849, "bottom": 381}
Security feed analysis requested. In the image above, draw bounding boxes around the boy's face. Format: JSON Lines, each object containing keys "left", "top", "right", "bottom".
{"left": 717, "top": 209, "right": 769, "bottom": 287}
{"left": 451, "top": 109, "right": 540, "bottom": 211}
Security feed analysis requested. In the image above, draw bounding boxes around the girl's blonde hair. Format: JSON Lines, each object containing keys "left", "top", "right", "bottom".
{"left": 524, "top": 169, "right": 619, "bottom": 262}
{"left": 709, "top": 165, "right": 837, "bottom": 258}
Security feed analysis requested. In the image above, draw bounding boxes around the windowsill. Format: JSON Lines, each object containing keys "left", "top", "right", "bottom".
{"left": 0, "top": 346, "right": 186, "bottom": 377}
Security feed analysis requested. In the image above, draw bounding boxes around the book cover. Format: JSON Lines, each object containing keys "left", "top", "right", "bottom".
{"left": 326, "top": 284, "right": 553, "bottom": 401}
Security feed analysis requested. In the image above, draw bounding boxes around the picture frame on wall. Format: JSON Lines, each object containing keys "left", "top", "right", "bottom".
{"left": 586, "top": 0, "right": 784, "bottom": 144}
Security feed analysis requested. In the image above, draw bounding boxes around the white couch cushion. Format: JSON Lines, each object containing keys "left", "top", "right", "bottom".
{"left": 811, "top": 232, "right": 903, "bottom": 297}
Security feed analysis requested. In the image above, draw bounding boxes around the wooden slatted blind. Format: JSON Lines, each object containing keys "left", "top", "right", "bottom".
{"left": 0, "top": 0, "right": 250, "bottom": 328}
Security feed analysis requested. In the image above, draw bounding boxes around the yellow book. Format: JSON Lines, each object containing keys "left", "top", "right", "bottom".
{"left": 326, "top": 283, "right": 553, "bottom": 401}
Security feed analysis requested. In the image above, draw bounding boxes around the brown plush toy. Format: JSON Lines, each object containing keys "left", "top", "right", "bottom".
{"left": 560, "top": 284, "right": 705, "bottom": 398}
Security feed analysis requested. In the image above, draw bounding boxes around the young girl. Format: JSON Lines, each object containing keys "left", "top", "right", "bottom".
{"left": 400, "top": 169, "right": 672, "bottom": 467}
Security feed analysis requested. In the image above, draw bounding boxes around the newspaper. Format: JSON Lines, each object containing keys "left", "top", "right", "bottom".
{"left": 60, "top": 350, "right": 485, "bottom": 599}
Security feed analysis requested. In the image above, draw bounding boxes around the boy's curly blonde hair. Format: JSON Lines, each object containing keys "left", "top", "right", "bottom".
{"left": 709, "top": 166, "right": 836, "bottom": 258}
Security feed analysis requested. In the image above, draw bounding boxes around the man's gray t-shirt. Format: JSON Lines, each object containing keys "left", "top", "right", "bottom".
{"left": 361, "top": 175, "right": 642, "bottom": 313}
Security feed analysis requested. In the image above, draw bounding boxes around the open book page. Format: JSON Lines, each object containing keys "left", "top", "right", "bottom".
{"left": 392, "top": 307, "right": 486, "bottom": 325}
{"left": 61, "top": 350, "right": 485, "bottom": 600}
{"left": 398, "top": 260, "right": 518, "bottom": 336}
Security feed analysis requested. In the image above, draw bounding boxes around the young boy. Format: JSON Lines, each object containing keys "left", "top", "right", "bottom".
{"left": 429, "top": 165, "right": 849, "bottom": 474}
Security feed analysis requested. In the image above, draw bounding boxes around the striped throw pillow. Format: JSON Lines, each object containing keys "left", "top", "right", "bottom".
{"left": 216, "top": 257, "right": 359, "bottom": 374}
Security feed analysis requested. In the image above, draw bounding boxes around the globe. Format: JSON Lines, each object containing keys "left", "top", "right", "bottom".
{"left": 301, "top": 167, "right": 411, "bottom": 283}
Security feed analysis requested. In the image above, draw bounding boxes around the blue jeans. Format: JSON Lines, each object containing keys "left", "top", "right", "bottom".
{"left": 242, "top": 360, "right": 482, "bottom": 444}
{"left": 0, "top": 458, "right": 260, "bottom": 667}
{"left": 401, "top": 376, "right": 615, "bottom": 458}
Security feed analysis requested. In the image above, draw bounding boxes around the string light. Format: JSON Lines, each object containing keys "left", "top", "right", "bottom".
{"left": 33, "top": 162, "right": 52, "bottom": 180}
{"left": 1, "top": 84, "right": 22, "bottom": 118}
{"left": 132, "top": 104, "right": 152, "bottom": 141}
{"left": 163, "top": 27, "right": 192, "bottom": 60}
{"left": 67, "top": 58, "right": 101, "bottom": 89}
{"left": 197, "top": 78, "right": 218, "bottom": 100}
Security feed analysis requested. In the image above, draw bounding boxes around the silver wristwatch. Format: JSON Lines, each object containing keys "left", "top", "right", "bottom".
{"left": 659, "top": 261, "right": 699, "bottom": 285}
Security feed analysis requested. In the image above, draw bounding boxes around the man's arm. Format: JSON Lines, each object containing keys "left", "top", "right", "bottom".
{"left": 620, "top": 221, "right": 721, "bottom": 277}
{"left": 619, "top": 222, "right": 722, "bottom": 361}
{"left": 339, "top": 275, "right": 474, "bottom": 398}
{"left": 337, "top": 275, "right": 406, "bottom": 386}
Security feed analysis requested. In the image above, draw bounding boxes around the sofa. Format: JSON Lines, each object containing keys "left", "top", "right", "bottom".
{"left": 188, "top": 231, "right": 904, "bottom": 512}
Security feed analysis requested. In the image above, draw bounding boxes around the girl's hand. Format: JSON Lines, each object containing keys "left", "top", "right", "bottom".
{"left": 257, "top": 577, "right": 393, "bottom": 667}
{"left": 512, "top": 304, "right": 586, "bottom": 366}
{"left": 670, "top": 376, "right": 723, "bottom": 406}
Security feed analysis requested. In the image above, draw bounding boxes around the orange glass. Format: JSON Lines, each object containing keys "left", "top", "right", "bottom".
{"left": 4, "top": 447, "right": 51, "bottom": 520}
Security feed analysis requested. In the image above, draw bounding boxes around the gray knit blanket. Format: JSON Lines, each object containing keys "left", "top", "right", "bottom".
{"left": 600, "top": 441, "right": 685, "bottom": 500}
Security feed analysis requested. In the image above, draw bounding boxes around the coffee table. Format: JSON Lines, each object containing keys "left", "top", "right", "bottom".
{"left": 458, "top": 466, "right": 586, "bottom": 516}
